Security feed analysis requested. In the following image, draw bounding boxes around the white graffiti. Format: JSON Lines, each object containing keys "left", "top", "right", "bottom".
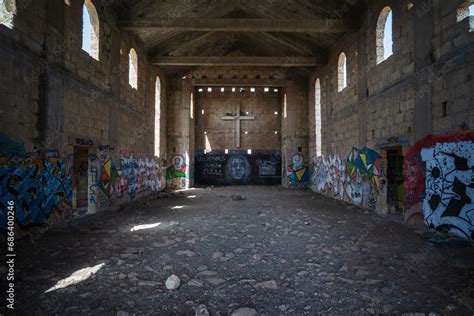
{"left": 421, "top": 141, "right": 474, "bottom": 241}
{"left": 311, "top": 153, "right": 379, "bottom": 210}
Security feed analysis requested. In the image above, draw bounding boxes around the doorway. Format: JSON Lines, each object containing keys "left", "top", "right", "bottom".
{"left": 386, "top": 147, "right": 404, "bottom": 213}
{"left": 73, "top": 146, "right": 89, "bottom": 210}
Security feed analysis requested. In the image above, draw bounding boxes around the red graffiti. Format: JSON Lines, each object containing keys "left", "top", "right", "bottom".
{"left": 403, "top": 132, "right": 474, "bottom": 207}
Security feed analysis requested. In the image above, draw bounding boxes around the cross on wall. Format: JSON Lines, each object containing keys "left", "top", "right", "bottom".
{"left": 221, "top": 102, "right": 255, "bottom": 148}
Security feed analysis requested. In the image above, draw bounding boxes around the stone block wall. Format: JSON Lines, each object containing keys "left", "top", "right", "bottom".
{"left": 308, "top": 0, "right": 474, "bottom": 238}
{"left": 194, "top": 88, "right": 281, "bottom": 151}
{"left": 166, "top": 67, "right": 310, "bottom": 189}
{"left": 0, "top": 0, "right": 167, "bottom": 234}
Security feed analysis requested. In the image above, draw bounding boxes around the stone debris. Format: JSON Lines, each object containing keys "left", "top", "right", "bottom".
{"left": 255, "top": 280, "right": 278, "bottom": 290}
{"left": 231, "top": 195, "right": 246, "bottom": 201}
{"left": 165, "top": 274, "right": 180, "bottom": 290}
{"left": 195, "top": 304, "right": 210, "bottom": 316}
{"left": 230, "top": 307, "right": 258, "bottom": 316}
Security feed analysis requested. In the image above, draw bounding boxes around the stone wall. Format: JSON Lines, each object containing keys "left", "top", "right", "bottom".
{"left": 308, "top": 0, "right": 474, "bottom": 226}
{"left": 194, "top": 87, "right": 281, "bottom": 151}
{"left": 166, "top": 67, "right": 310, "bottom": 189}
{"left": 0, "top": 0, "right": 167, "bottom": 234}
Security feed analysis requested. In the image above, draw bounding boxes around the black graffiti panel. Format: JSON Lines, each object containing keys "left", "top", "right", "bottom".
{"left": 195, "top": 150, "right": 281, "bottom": 185}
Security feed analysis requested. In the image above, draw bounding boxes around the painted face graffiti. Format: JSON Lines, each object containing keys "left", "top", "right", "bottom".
{"left": 226, "top": 155, "right": 251, "bottom": 184}
{"left": 230, "top": 156, "right": 247, "bottom": 180}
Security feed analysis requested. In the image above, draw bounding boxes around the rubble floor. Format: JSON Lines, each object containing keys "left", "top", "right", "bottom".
{"left": 8, "top": 186, "right": 474, "bottom": 315}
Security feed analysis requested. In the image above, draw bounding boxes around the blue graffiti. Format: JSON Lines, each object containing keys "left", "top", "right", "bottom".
{"left": 0, "top": 159, "right": 73, "bottom": 230}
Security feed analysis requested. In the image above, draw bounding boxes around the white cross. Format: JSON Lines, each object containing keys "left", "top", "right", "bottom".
{"left": 222, "top": 103, "right": 255, "bottom": 148}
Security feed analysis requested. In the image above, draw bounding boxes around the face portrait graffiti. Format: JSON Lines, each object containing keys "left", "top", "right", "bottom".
{"left": 225, "top": 154, "right": 251, "bottom": 184}
{"left": 172, "top": 155, "right": 185, "bottom": 172}
{"left": 292, "top": 154, "right": 304, "bottom": 170}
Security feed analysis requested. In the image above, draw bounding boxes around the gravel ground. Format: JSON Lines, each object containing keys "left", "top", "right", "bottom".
{"left": 3, "top": 186, "right": 474, "bottom": 315}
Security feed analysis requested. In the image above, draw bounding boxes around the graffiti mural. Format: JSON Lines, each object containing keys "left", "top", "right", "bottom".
{"left": 166, "top": 155, "right": 187, "bottom": 179}
{"left": 195, "top": 150, "right": 281, "bottom": 185}
{"left": 346, "top": 147, "right": 381, "bottom": 191}
{"left": 311, "top": 147, "right": 382, "bottom": 210}
{"left": 88, "top": 151, "right": 165, "bottom": 209}
{"left": 403, "top": 133, "right": 474, "bottom": 241}
{"left": 286, "top": 153, "right": 311, "bottom": 188}
{"left": 0, "top": 154, "right": 73, "bottom": 232}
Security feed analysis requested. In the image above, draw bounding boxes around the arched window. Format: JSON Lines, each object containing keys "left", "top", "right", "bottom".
{"left": 315, "top": 78, "right": 322, "bottom": 157}
{"left": 154, "top": 76, "right": 161, "bottom": 157}
{"left": 82, "top": 0, "right": 100, "bottom": 60}
{"left": 457, "top": 1, "right": 474, "bottom": 32}
{"left": 376, "top": 6, "right": 393, "bottom": 64}
{"left": 129, "top": 48, "right": 138, "bottom": 89}
{"left": 338, "top": 52, "right": 347, "bottom": 92}
{"left": 0, "top": 0, "right": 16, "bottom": 29}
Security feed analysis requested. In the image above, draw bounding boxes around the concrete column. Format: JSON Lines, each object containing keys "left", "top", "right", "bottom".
{"left": 43, "top": 0, "right": 65, "bottom": 153}
{"left": 166, "top": 79, "right": 192, "bottom": 190}
{"left": 282, "top": 81, "right": 309, "bottom": 189}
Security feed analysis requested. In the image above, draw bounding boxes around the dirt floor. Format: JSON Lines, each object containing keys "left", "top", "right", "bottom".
{"left": 3, "top": 186, "right": 474, "bottom": 315}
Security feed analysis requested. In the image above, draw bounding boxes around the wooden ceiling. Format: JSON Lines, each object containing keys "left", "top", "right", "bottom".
{"left": 112, "top": 0, "right": 366, "bottom": 68}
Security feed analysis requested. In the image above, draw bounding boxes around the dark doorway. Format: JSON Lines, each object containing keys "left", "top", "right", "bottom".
{"left": 386, "top": 147, "right": 404, "bottom": 213}
{"left": 73, "top": 147, "right": 89, "bottom": 209}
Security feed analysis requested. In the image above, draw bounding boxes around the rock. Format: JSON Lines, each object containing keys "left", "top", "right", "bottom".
{"left": 196, "top": 270, "right": 218, "bottom": 278}
{"left": 195, "top": 304, "right": 210, "bottom": 316}
{"left": 197, "top": 265, "right": 208, "bottom": 271}
{"left": 212, "top": 252, "right": 223, "bottom": 259}
{"left": 138, "top": 281, "right": 159, "bottom": 287}
{"left": 188, "top": 279, "right": 204, "bottom": 287}
{"left": 176, "top": 250, "right": 196, "bottom": 257}
{"left": 165, "top": 274, "right": 180, "bottom": 290}
{"left": 255, "top": 280, "right": 278, "bottom": 290}
{"left": 365, "top": 279, "right": 383, "bottom": 285}
{"left": 207, "top": 277, "right": 226, "bottom": 285}
{"left": 230, "top": 307, "right": 258, "bottom": 316}
{"left": 355, "top": 269, "right": 371, "bottom": 277}
{"left": 231, "top": 195, "right": 246, "bottom": 201}
{"left": 117, "top": 311, "right": 131, "bottom": 316}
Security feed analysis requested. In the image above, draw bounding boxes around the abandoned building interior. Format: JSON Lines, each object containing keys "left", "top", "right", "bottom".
{"left": 0, "top": 0, "right": 473, "bottom": 314}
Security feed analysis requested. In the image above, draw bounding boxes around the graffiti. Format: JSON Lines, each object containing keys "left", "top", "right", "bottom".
{"left": 286, "top": 154, "right": 311, "bottom": 188}
{"left": 97, "top": 158, "right": 120, "bottom": 197}
{"left": 421, "top": 141, "right": 474, "bottom": 241}
{"left": 119, "top": 154, "right": 164, "bottom": 199}
{"left": 0, "top": 154, "right": 73, "bottom": 232}
{"left": 89, "top": 152, "right": 165, "bottom": 209}
{"left": 403, "top": 132, "right": 474, "bottom": 241}
{"left": 75, "top": 138, "right": 95, "bottom": 147}
{"left": 195, "top": 150, "right": 281, "bottom": 185}
{"left": 226, "top": 155, "right": 251, "bottom": 184}
{"left": 312, "top": 154, "right": 345, "bottom": 198}
{"left": 311, "top": 147, "right": 381, "bottom": 209}
{"left": 346, "top": 147, "right": 381, "bottom": 191}
{"left": 257, "top": 159, "right": 279, "bottom": 177}
{"left": 166, "top": 155, "right": 187, "bottom": 179}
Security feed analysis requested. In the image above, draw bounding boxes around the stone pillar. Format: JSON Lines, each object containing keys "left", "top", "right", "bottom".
{"left": 43, "top": 0, "right": 66, "bottom": 153}
{"left": 357, "top": 30, "right": 368, "bottom": 147}
{"left": 166, "top": 79, "right": 192, "bottom": 190}
{"left": 282, "top": 80, "right": 310, "bottom": 189}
